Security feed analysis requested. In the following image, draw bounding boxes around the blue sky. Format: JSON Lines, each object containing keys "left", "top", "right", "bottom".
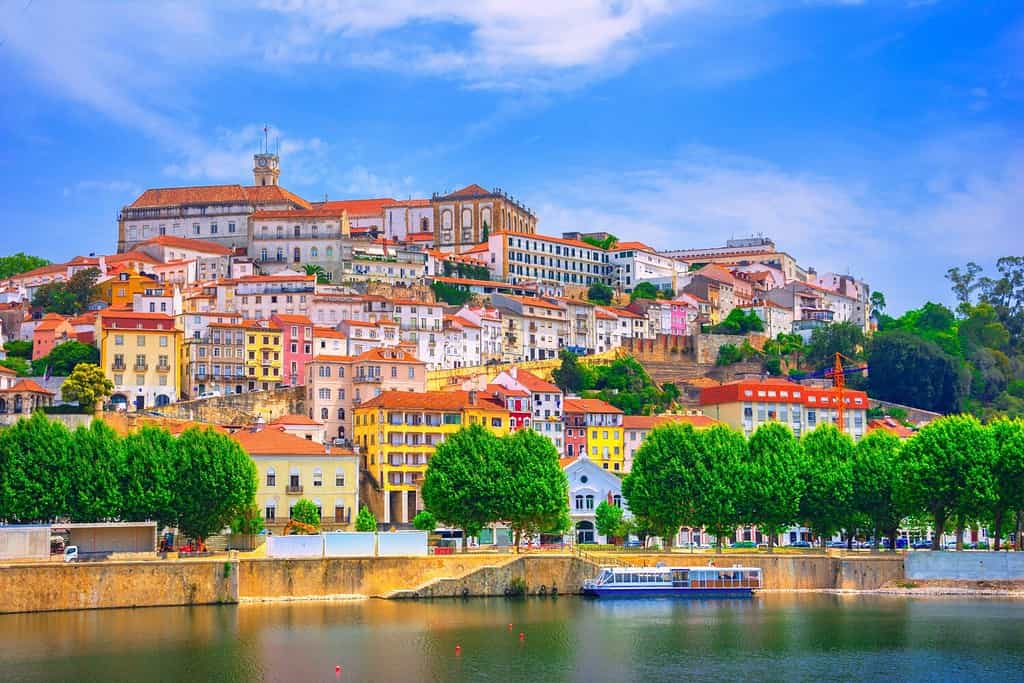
{"left": 0, "top": 0, "right": 1020, "bottom": 313}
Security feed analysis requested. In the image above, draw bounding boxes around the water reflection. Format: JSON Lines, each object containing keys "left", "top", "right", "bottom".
{"left": 0, "top": 595, "right": 1021, "bottom": 682}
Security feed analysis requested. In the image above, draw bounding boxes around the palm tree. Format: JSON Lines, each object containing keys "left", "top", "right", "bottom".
{"left": 302, "top": 264, "right": 329, "bottom": 284}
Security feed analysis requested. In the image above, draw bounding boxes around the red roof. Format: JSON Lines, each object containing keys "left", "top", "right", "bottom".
{"left": 244, "top": 185, "right": 312, "bottom": 209}
{"left": 138, "top": 235, "right": 233, "bottom": 256}
{"left": 271, "top": 314, "right": 313, "bottom": 325}
{"left": 358, "top": 390, "right": 506, "bottom": 412}
{"left": 508, "top": 369, "right": 561, "bottom": 394}
{"left": 314, "top": 198, "right": 395, "bottom": 217}
{"left": 251, "top": 207, "right": 347, "bottom": 220}
{"left": 491, "top": 230, "right": 593, "bottom": 251}
{"left": 232, "top": 426, "right": 349, "bottom": 456}
{"left": 2, "top": 379, "right": 54, "bottom": 395}
{"left": 609, "top": 241, "right": 655, "bottom": 252}
{"left": 442, "top": 184, "right": 491, "bottom": 199}
{"left": 353, "top": 347, "right": 422, "bottom": 364}
{"left": 383, "top": 198, "right": 431, "bottom": 208}
{"left": 868, "top": 418, "right": 915, "bottom": 439}
{"left": 99, "top": 311, "right": 177, "bottom": 331}
{"left": 128, "top": 185, "right": 249, "bottom": 208}
{"left": 563, "top": 398, "right": 623, "bottom": 415}
{"left": 622, "top": 414, "right": 718, "bottom": 430}
{"left": 486, "top": 383, "right": 529, "bottom": 398}
{"left": 405, "top": 233, "right": 435, "bottom": 242}
{"left": 699, "top": 379, "right": 868, "bottom": 408}
{"left": 313, "top": 327, "right": 346, "bottom": 339}
{"left": 0, "top": 366, "right": 17, "bottom": 376}
{"left": 497, "top": 294, "right": 564, "bottom": 312}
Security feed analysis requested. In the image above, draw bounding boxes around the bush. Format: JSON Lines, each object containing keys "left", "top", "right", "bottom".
{"left": 355, "top": 505, "right": 377, "bottom": 532}
{"left": 413, "top": 510, "right": 437, "bottom": 532}
{"left": 506, "top": 577, "right": 527, "bottom": 597}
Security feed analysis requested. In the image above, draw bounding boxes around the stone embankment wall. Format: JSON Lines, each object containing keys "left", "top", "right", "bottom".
{"left": 0, "top": 559, "right": 237, "bottom": 614}
{"left": 237, "top": 555, "right": 504, "bottom": 600}
{"left": 906, "top": 552, "right": 1024, "bottom": 581}
{"left": 0, "top": 553, "right": 906, "bottom": 614}
{"left": 155, "top": 386, "right": 305, "bottom": 424}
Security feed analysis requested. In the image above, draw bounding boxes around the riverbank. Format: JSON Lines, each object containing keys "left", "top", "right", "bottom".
{"left": 4, "top": 552, "right": 1021, "bottom": 614}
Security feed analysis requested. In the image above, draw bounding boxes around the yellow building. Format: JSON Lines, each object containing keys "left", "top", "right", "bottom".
{"left": 96, "top": 311, "right": 183, "bottom": 410}
{"left": 354, "top": 390, "right": 509, "bottom": 524}
{"left": 96, "top": 269, "right": 157, "bottom": 309}
{"left": 244, "top": 320, "right": 282, "bottom": 390}
{"left": 564, "top": 398, "right": 625, "bottom": 472}
{"left": 232, "top": 422, "right": 359, "bottom": 531}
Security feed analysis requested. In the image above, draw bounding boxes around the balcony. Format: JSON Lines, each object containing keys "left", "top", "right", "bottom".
{"left": 133, "top": 361, "right": 149, "bottom": 372}
{"left": 286, "top": 485, "right": 304, "bottom": 495}
{"left": 156, "top": 362, "right": 171, "bottom": 372}
{"left": 111, "top": 360, "right": 126, "bottom": 371}
{"left": 354, "top": 375, "right": 382, "bottom": 384}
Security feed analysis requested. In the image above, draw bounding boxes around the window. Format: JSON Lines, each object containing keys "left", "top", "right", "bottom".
{"left": 266, "top": 468, "right": 276, "bottom": 487}
{"left": 265, "top": 505, "right": 276, "bottom": 521}
{"left": 408, "top": 367, "right": 415, "bottom": 379}
{"left": 585, "top": 495, "right": 594, "bottom": 510}
{"left": 335, "top": 470, "right": 345, "bottom": 487}
{"left": 313, "top": 468, "right": 323, "bottom": 487}
{"left": 319, "top": 388, "right": 330, "bottom": 400}
{"left": 210, "top": 222, "right": 218, "bottom": 234}
{"left": 159, "top": 336, "right": 168, "bottom": 347}
{"left": 137, "top": 335, "right": 146, "bottom": 347}
{"left": 575, "top": 495, "right": 584, "bottom": 510}
{"left": 321, "top": 408, "right": 329, "bottom": 420}
{"left": 193, "top": 223, "right": 201, "bottom": 235}
{"left": 310, "top": 247, "right": 319, "bottom": 258}
{"left": 228, "top": 222, "right": 236, "bottom": 233}
{"left": 114, "top": 335, "right": 124, "bottom": 346}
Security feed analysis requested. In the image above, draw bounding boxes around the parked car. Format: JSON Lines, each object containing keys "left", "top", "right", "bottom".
{"left": 911, "top": 539, "right": 932, "bottom": 550}
{"left": 197, "top": 390, "right": 222, "bottom": 399}
{"left": 731, "top": 541, "right": 757, "bottom": 549}
{"left": 63, "top": 546, "right": 78, "bottom": 563}
{"left": 624, "top": 539, "right": 642, "bottom": 548}
{"left": 827, "top": 540, "right": 847, "bottom": 548}
{"left": 790, "top": 540, "right": 812, "bottom": 548}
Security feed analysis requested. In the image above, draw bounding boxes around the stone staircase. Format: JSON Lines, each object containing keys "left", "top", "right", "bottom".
{"left": 381, "top": 555, "right": 522, "bottom": 599}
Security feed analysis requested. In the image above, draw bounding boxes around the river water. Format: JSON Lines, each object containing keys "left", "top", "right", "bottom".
{"left": 0, "top": 595, "right": 1021, "bottom": 682}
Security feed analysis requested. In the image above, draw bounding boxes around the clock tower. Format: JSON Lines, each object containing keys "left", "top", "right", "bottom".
{"left": 253, "top": 152, "right": 280, "bottom": 186}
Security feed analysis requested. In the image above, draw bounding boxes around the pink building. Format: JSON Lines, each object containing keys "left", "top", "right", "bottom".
{"left": 271, "top": 314, "right": 313, "bottom": 386}
{"left": 32, "top": 313, "right": 75, "bottom": 361}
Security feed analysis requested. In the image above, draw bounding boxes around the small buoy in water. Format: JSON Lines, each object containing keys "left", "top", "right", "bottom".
{"left": 335, "top": 664, "right": 341, "bottom": 676}
{"left": 508, "top": 623, "right": 513, "bottom": 630}
{"left": 455, "top": 644, "right": 462, "bottom": 656}
{"left": 519, "top": 632, "right": 525, "bottom": 640}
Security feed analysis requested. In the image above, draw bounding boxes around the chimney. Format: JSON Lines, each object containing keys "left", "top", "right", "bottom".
{"left": 511, "top": 366, "right": 518, "bottom": 380}
{"left": 324, "top": 442, "right": 331, "bottom": 454}
{"left": 468, "top": 390, "right": 477, "bottom": 406}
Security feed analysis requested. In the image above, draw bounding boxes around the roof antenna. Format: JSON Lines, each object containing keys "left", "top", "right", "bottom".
{"left": 262, "top": 124, "right": 270, "bottom": 154}
{"left": 275, "top": 136, "right": 280, "bottom": 156}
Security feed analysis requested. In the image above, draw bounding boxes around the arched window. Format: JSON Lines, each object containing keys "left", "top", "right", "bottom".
{"left": 325, "top": 246, "right": 333, "bottom": 258}
{"left": 266, "top": 467, "right": 276, "bottom": 487}
{"left": 585, "top": 494, "right": 594, "bottom": 510}
{"left": 420, "top": 217, "right": 429, "bottom": 232}
{"left": 312, "top": 225, "right": 318, "bottom": 236}
{"left": 574, "top": 494, "right": 584, "bottom": 510}
{"left": 337, "top": 408, "right": 345, "bottom": 419}
{"left": 261, "top": 225, "right": 268, "bottom": 236}
{"left": 276, "top": 247, "right": 284, "bottom": 261}
{"left": 294, "top": 225, "right": 301, "bottom": 237}
{"left": 321, "top": 407, "right": 328, "bottom": 419}
{"left": 276, "top": 225, "right": 283, "bottom": 238}
{"left": 310, "top": 247, "right": 319, "bottom": 258}
{"left": 260, "top": 248, "right": 268, "bottom": 261}
{"left": 442, "top": 210, "right": 452, "bottom": 230}
{"left": 313, "top": 468, "right": 323, "bottom": 487}
{"left": 293, "top": 247, "right": 301, "bottom": 263}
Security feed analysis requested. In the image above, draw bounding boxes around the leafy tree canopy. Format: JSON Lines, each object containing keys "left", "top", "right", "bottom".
{"left": 431, "top": 281, "right": 472, "bottom": 306}
{"left": 630, "top": 282, "right": 659, "bottom": 302}
{"left": 0, "top": 253, "right": 50, "bottom": 279}
{"left": 289, "top": 498, "right": 321, "bottom": 531}
{"left": 61, "top": 363, "right": 114, "bottom": 411}
{"left": 587, "top": 282, "right": 614, "bottom": 306}
{"left": 355, "top": 505, "right": 377, "bottom": 532}
{"left": 33, "top": 340, "right": 100, "bottom": 376}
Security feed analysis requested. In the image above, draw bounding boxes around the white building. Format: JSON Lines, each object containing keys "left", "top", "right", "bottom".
{"left": 384, "top": 199, "right": 433, "bottom": 241}
{"left": 606, "top": 242, "right": 689, "bottom": 294}
{"left": 248, "top": 207, "right": 349, "bottom": 280}
{"left": 563, "top": 456, "right": 630, "bottom": 544}
{"left": 491, "top": 367, "right": 564, "bottom": 451}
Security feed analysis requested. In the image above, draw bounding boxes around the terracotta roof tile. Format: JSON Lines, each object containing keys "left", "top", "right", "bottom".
{"left": 138, "top": 236, "right": 233, "bottom": 256}
{"left": 508, "top": 369, "right": 561, "bottom": 394}
{"left": 128, "top": 185, "right": 249, "bottom": 208}
{"left": 622, "top": 414, "right": 718, "bottom": 429}
{"left": 232, "top": 426, "right": 350, "bottom": 456}
{"left": 358, "top": 390, "right": 506, "bottom": 412}
{"left": 563, "top": 398, "right": 623, "bottom": 414}
{"left": 313, "top": 198, "right": 395, "bottom": 216}
{"left": 269, "top": 414, "right": 323, "bottom": 427}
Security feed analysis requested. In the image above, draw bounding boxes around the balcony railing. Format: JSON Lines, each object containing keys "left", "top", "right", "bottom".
{"left": 156, "top": 362, "right": 171, "bottom": 372}
{"left": 111, "top": 361, "right": 126, "bottom": 371}
{"left": 286, "top": 484, "right": 304, "bottom": 495}
{"left": 133, "top": 362, "right": 149, "bottom": 371}
{"left": 354, "top": 375, "right": 382, "bottom": 384}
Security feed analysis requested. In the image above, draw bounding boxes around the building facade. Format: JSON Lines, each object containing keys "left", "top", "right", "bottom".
{"left": 96, "top": 311, "right": 182, "bottom": 409}
{"left": 432, "top": 184, "right": 536, "bottom": 254}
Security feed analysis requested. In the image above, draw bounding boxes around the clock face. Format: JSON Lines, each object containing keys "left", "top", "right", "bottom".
{"left": 258, "top": 158, "right": 268, "bottom": 168}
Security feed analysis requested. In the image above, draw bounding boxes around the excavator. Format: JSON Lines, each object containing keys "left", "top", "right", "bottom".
{"left": 283, "top": 519, "right": 319, "bottom": 535}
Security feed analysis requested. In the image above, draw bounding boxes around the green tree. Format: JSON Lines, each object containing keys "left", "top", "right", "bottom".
{"left": 0, "top": 357, "right": 31, "bottom": 377}
{"left": 594, "top": 501, "right": 626, "bottom": 543}
{"left": 0, "top": 412, "right": 72, "bottom": 523}
{"left": 552, "top": 349, "right": 590, "bottom": 393}
{"left": 355, "top": 505, "right": 377, "bottom": 532}
{"left": 870, "top": 291, "right": 887, "bottom": 314}
{"left": 712, "top": 308, "right": 764, "bottom": 335}
{"left": 630, "top": 282, "right": 658, "bottom": 302}
{"left": 852, "top": 430, "right": 904, "bottom": 551}
{"left": 745, "top": 422, "right": 803, "bottom": 551}
{"left": 0, "top": 253, "right": 50, "bottom": 279}
{"left": 495, "top": 429, "right": 569, "bottom": 552}
{"left": 412, "top": 510, "right": 437, "bottom": 532}
{"left": 61, "top": 363, "right": 114, "bottom": 412}
{"left": 900, "top": 415, "right": 996, "bottom": 550}
{"left": 33, "top": 340, "right": 100, "bottom": 376}
{"left": 172, "top": 427, "right": 257, "bottom": 542}
{"left": 946, "top": 262, "right": 983, "bottom": 308}
{"left": 481, "top": 220, "right": 490, "bottom": 242}
{"left": 587, "top": 282, "right": 614, "bottom": 306}
{"left": 120, "top": 426, "right": 178, "bottom": 527}
{"left": 798, "top": 425, "right": 855, "bottom": 546}
{"left": 289, "top": 498, "right": 321, "bottom": 531}
{"left": 694, "top": 425, "right": 749, "bottom": 551}
{"left": 431, "top": 281, "right": 472, "bottom": 306}
{"left": 231, "top": 504, "right": 266, "bottom": 536}
{"left": 805, "top": 322, "right": 865, "bottom": 370}
{"left": 422, "top": 424, "right": 502, "bottom": 546}
{"left": 302, "top": 264, "right": 330, "bottom": 284}
{"left": 622, "top": 423, "right": 702, "bottom": 548}
{"left": 988, "top": 419, "right": 1024, "bottom": 550}
{"left": 3, "top": 340, "right": 33, "bottom": 359}
{"left": 581, "top": 234, "right": 618, "bottom": 250}
{"left": 958, "top": 303, "right": 1010, "bottom": 355}
{"left": 868, "top": 331, "right": 969, "bottom": 414}
{"left": 66, "top": 420, "right": 123, "bottom": 522}
{"left": 32, "top": 267, "right": 100, "bottom": 315}
{"left": 716, "top": 343, "right": 743, "bottom": 366}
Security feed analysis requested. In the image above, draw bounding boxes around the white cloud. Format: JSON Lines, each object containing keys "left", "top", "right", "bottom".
{"left": 62, "top": 179, "right": 139, "bottom": 198}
